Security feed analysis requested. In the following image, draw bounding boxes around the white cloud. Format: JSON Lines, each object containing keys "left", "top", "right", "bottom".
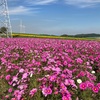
{"left": 8, "top": 0, "right": 57, "bottom": 16}
{"left": 65, "top": 0, "right": 100, "bottom": 8}
{"left": 26, "top": 0, "right": 57, "bottom": 5}
{"left": 9, "top": 6, "right": 38, "bottom": 15}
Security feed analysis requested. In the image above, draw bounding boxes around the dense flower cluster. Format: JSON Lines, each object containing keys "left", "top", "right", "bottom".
{"left": 0, "top": 38, "right": 100, "bottom": 100}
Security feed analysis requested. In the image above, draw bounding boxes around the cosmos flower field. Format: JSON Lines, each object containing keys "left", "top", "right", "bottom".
{"left": 0, "top": 38, "right": 100, "bottom": 100}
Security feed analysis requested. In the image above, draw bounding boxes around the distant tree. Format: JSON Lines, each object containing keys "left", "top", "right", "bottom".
{"left": 0, "top": 27, "right": 8, "bottom": 34}
{"left": 61, "top": 34, "right": 68, "bottom": 37}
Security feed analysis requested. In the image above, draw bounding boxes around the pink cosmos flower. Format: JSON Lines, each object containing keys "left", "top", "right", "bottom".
{"left": 86, "top": 62, "right": 90, "bottom": 66}
{"left": 69, "top": 79, "right": 77, "bottom": 88}
{"left": 19, "top": 68, "right": 24, "bottom": 73}
{"left": 60, "top": 88, "right": 70, "bottom": 96}
{"left": 60, "top": 83, "right": 67, "bottom": 91}
{"left": 79, "top": 82, "right": 87, "bottom": 90}
{"left": 68, "top": 64, "right": 72, "bottom": 68}
{"left": 92, "top": 86, "right": 99, "bottom": 93}
{"left": 36, "top": 61, "right": 41, "bottom": 66}
{"left": 12, "top": 76, "right": 18, "bottom": 82}
{"left": 22, "top": 73, "right": 28, "bottom": 79}
{"left": 76, "top": 58, "right": 83, "bottom": 64}
{"left": 18, "top": 85, "right": 24, "bottom": 90}
{"left": 1, "top": 58, "right": 6, "bottom": 63}
{"left": 32, "top": 59, "right": 35, "bottom": 63}
{"left": 18, "top": 84, "right": 27, "bottom": 90}
{"left": 11, "top": 98, "right": 16, "bottom": 100}
{"left": 52, "top": 67, "right": 61, "bottom": 74}
{"left": 63, "top": 61, "right": 67, "bottom": 66}
{"left": 6, "top": 69, "right": 10, "bottom": 72}
{"left": 5, "top": 95, "right": 9, "bottom": 98}
{"left": 86, "top": 71, "right": 96, "bottom": 81}
{"left": 13, "top": 83, "right": 17, "bottom": 86}
{"left": 29, "top": 88, "right": 37, "bottom": 97}
{"left": 42, "top": 87, "right": 52, "bottom": 97}
{"left": 61, "top": 74, "right": 66, "bottom": 79}
{"left": 49, "top": 75, "right": 56, "bottom": 82}
{"left": 54, "top": 87, "right": 59, "bottom": 95}
{"left": 76, "top": 97, "right": 79, "bottom": 100}
{"left": 14, "top": 90, "right": 21, "bottom": 100}
{"left": 86, "top": 81, "right": 94, "bottom": 89}
{"left": 77, "top": 71, "right": 85, "bottom": 77}
{"left": 97, "top": 83, "right": 100, "bottom": 89}
{"left": 14, "top": 90, "right": 23, "bottom": 100}
{"left": 68, "top": 79, "right": 74, "bottom": 85}
{"left": 8, "top": 88, "right": 13, "bottom": 93}
{"left": 65, "top": 79, "right": 70, "bottom": 86}
{"left": 0, "top": 75, "right": 4, "bottom": 79}
{"left": 65, "top": 79, "right": 77, "bottom": 88}
{"left": 14, "top": 90, "right": 20, "bottom": 96}
{"left": 62, "top": 95, "right": 72, "bottom": 100}
{"left": 5, "top": 75, "right": 11, "bottom": 81}
{"left": 54, "top": 91, "right": 58, "bottom": 95}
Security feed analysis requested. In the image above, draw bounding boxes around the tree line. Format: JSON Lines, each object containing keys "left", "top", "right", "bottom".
{"left": 61, "top": 33, "right": 100, "bottom": 38}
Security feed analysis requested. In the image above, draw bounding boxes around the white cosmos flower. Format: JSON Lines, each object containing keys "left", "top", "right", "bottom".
{"left": 45, "top": 75, "right": 50, "bottom": 77}
{"left": 91, "top": 71, "right": 95, "bottom": 74}
{"left": 77, "top": 79, "right": 82, "bottom": 84}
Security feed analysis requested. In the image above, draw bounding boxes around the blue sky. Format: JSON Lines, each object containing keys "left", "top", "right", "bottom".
{"left": 8, "top": 0, "right": 100, "bottom": 35}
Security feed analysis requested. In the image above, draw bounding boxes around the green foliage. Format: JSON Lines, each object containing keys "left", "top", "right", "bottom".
{"left": 0, "top": 27, "right": 8, "bottom": 34}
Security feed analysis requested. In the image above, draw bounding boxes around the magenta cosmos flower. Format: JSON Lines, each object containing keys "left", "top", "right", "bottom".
{"left": 92, "top": 86, "right": 99, "bottom": 93}
{"left": 42, "top": 87, "right": 52, "bottom": 97}
{"left": 79, "top": 82, "right": 87, "bottom": 90}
